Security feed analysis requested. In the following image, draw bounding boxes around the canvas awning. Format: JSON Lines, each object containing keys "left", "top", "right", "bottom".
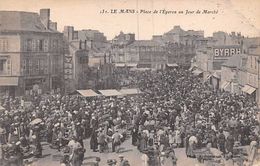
{"left": 98, "top": 89, "right": 122, "bottom": 96}
{"left": 115, "top": 63, "right": 125, "bottom": 67}
{"left": 167, "top": 63, "right": 178, "bottom": 67}
{"left": 0, "top": 77, "right": 18, "bottom": 86}
{"left": 76, "top": 89, "right": 100, "bottom": 97}
{"left": 119, "top": 88, "right": 142, "bottom": 95}
{"left": 126, "top": 63, "right": 137, "bottom": 67}
{"left": 192, "top": 69, "right": 203, "bottom": 76}
{"left": 221, "top": 81, "right": 231, "bottom": 91}
{"left": 242, "top": 85, "right": 256, "bottom": 94}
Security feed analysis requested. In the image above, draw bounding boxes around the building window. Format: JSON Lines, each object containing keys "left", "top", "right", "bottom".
{"left": 0, "top": 39, "right": 8, "bottom": 52}
{"left": 28, "top": 59, "right": 32, "bottom": 74}
{"left": 32, "top": 40, "right": 36, "bottom": 51}
{"left": 35, "top": 59, "right": 40, "bottom": 74}
{"left": 39, "top": 40, "right": 43, "bottom": 51}
{"left": 22, "top": 59, "right": 26, "bottom": 74}
{"left": 52, "top": 39, "right": 58, "bottom": 51}
{"left": 26, "top": 39, "right": 32, "bottom": 51}
{"left": 255, "top": 57, "right": 257, "bottom": 69}
{"left": 44, "top": 40, "right": 48, "bottom": 52}
{"left": 0, "top": 59, "right": 6, "bottom": 72}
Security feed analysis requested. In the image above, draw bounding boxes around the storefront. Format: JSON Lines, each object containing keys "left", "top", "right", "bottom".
{"left": 0, "top": 77, "right": 19, "bottom": 97}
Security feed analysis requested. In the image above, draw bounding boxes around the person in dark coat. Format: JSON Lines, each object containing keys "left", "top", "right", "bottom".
{"left": 217, "top": 130, "right": 226, "bottom": 154}
{"left": 131, "top": 127, "right": 138, "bottom": 146}
{"left": 90, "top": 130, "right": 98, "bottom": 152}
{"left": 226, "top": 134, "right": 234, "bottom": 154}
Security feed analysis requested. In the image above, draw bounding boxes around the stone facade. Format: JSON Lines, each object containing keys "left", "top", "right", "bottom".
{"left": 0, "top": 9, "right": 64, "bottom": 97}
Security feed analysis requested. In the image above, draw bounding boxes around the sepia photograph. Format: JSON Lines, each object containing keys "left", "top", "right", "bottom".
{"left": 0, "top": 0, "right": 259, "bottom": 165}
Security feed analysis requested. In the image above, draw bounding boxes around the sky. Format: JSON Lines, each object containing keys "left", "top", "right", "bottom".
{"left": 0, "top": 0, "right": 259, "bottom": 40}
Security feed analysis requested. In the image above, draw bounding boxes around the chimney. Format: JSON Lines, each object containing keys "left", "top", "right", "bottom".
{"left": 63, "top": 26, "right": 74, "bottom": 41}
{"left": 40, "top": 9, "right": 50, "bottom": 29}
{"left": 49, "top": 21, "right": 57, "bottom": 31}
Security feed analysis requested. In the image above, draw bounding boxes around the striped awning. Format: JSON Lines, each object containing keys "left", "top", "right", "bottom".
{"left": 221, "top": 81, "right": 231, "bottom": 91}
{"left": 242, "top": 85, "right": 256, "bottom": 94}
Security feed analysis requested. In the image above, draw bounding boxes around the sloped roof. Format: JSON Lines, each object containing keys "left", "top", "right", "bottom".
{"left": 128, "top": 40, "right": 163, "bottom": 47}
{"left": 0, "top": 11, "right": 59, "bottom": 33}
{"left": 222, "top": 54, "right": 247, "bottom": 68}
{"left": 165, "top": 26, "right": 185, "bottom": 34}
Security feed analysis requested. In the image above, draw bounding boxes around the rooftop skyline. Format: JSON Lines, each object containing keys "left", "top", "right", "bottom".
{"left": 0, "top": 0, "right": 259, "bottom": 40}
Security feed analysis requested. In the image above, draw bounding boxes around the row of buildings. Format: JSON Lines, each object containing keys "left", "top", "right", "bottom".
{"left": 191, "top": 32, "right": 260, "bottom": 105}
{"left": 0, "top": 8, "right": 260, "bottom": 101}
{"left": 0, "top": 9, "right": 115, "bottom": 97}
{"left": 111, "top": 26, "right": 205, "bottom": 69}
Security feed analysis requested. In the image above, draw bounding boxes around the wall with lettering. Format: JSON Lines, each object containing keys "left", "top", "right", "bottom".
{"left": 214, "top": 46, "right": 241, "bottom": 59}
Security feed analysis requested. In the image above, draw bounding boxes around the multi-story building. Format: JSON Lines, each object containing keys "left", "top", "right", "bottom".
{"left": 220, "top": 54, "right": 247, "bottom": 93}
{"left": 242, "top": 47, "right": 260, "bottom": 104}
{"left": 63, "top": 26, "right": 90, "bottom": 91}
{"left": 111, "top": 32, "right": 136, "bottom": 64}
{"left": 165, "top": 42, "right": 195, "bottom": 68}
{"left": 63, "top": 26, "right": 113, "bottom": 92}
{"left": 127, "top": 40, "right": 166, "bottom": 69}
{"left": 161, "top": 26, "right": 205, "bottom": 68}
{"left": 212, "top": 31, "right": 244, "bottom": 46}
{"left": 0, "top": 9, "right": 64, "bottom": 97}
{"left": 162, "top": 26, "right": 204, "bottom": 46}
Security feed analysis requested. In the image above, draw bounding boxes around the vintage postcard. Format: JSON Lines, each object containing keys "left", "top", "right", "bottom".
{"left": 0, "top": 0, "right": 259, "bottom": 166}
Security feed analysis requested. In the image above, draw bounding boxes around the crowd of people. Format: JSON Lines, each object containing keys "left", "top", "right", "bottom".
{"left": 0, "top": 67, "right": 259, "bottom": 166}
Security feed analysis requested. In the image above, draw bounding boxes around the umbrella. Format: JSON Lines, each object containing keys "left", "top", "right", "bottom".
{"left": 29, "top": 118, "right": 42, "bottom": 125}
{"left": 0, "top": 127, "right": 5, "bottom": 134}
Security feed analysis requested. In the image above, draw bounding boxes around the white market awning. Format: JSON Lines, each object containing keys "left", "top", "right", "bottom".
{"left": 126, "top": 63, "right": 137, "bottom": 67}
{"left": 76, "top": 89, "right": 100, "bottom": 97}
{"left": 98, "top": 89, "right": 122, "bottom": 96}
{"left": 192, "top": 69, "right": 203, "bottom": 76}
{"left": 242, "top": 85, "right": 256, "bottom": 94}
{"left": 119, "top": 88, "right": 142, "bottom": 95}
{"left": 115, "top": 63, "right": 126, "bottom": 67}
{"left": 167, "top": 63, "right": 178, "bottom": 67}
{"left": 221, "top": 81, "right": 231, "bottom": 91}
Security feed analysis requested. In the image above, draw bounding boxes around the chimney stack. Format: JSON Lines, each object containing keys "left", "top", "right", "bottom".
{"left": 49, "top": 21, "right": 57, "bottom": 31}
{"left": 63, "top": 26, "right": 74, "bottom": 41}
{"left": 40, "top": 9, "right": 50, "bottom": 29}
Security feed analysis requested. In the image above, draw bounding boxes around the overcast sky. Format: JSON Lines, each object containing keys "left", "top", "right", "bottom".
{"left": 0, "top": 0, "right": 259, "bottom": 40}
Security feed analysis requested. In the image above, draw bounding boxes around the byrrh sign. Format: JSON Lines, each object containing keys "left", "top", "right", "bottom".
{"left": 214, "top": 45, "right": 241, "bottom": 59}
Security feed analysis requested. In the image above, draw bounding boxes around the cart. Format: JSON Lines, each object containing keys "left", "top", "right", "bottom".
{"left": 194, "top": 147, "right": 223, "bottom": 165}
